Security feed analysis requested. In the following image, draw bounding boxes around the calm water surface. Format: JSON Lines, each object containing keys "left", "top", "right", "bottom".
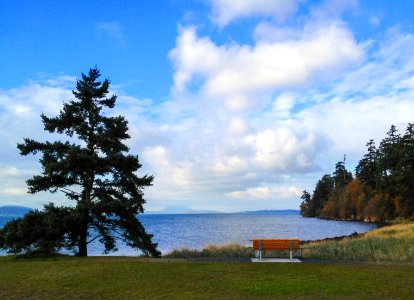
{"left": 96, "top": 213, "right": 376, "bottom": 255}
{"left": 1, "top": 213, "right": 376, "bottom": 256}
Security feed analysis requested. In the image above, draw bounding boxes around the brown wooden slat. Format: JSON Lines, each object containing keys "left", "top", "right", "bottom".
{"left": 252, "top": 239, "right": 300, "bottom": 250}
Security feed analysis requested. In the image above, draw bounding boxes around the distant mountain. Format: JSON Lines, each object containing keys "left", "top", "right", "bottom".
{"left": 0, "top": 205, "right": 32, "bottom": 217}
{"left": 145, "top": 207, "right": 300, "bottom": 215}
{"left": 236, "top": 209, "right": 300, "bottom": 215}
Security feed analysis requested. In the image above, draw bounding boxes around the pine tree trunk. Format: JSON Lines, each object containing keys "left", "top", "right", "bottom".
{"left": 78, "top": 173, "right": 94, "bottom": 257}
{"left": 78, "top": 221, "right": 88, "bottom": 256}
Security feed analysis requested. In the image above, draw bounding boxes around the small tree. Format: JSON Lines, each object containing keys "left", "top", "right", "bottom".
{"left": 0, "top": 204, "right": 75, "bottom": 256}
{"left": 15, "top": 68, "right": 160, "bottom": 257}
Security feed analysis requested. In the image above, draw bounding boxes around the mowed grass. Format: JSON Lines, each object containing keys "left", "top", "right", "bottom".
{"left": 304, "top": 222, "right": 414, "bottom": 262}
{"left": 1, "top": 256, "right": 414, "bottom": 299}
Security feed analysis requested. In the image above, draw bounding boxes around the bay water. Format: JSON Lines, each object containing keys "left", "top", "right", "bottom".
{"left": 1, "top": 212, "right": 376, "bottom": 256}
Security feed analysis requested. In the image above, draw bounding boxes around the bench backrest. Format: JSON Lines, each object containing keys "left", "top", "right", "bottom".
{"left": 252, "top": 239, "right": 300, "bottom": 251}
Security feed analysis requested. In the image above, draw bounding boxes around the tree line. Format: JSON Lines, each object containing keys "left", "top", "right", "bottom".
{"left": 300, "top": 124, "right": 414, "bottom": 222}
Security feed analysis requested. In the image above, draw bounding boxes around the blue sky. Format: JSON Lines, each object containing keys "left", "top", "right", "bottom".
{"left": 1, "top": 0, "right": 414, "bottom": 212}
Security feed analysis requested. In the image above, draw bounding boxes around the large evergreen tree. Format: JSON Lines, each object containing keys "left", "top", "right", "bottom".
{"left": 299, "top": 190, "right": 312, "bottom": 217}
{"left": 15, "top": 68, "right": 160, "bottom": 257}
{"left": 396, "top": 124, "right": 414, "bottom": 217}
{"left": 311, "top": 175, "right": 334, "bottom": 216}
{"left": 356, "top": 139, "right": 378, "bottom": 189}
{"left": 377, "top": 125, "right": 401, "bottom": 219}
{"left": 332, "top": 160, "right": 353, "bottom": 190}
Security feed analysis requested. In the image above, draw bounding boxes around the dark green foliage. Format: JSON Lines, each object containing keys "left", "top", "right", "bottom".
{"left": 332, "top": 161, "right": 353, "bottom": 190}
{"left": 356, "top": 139, "right": 378, "bottom": 189}
{"left": 299, "top": 190, "right": 312, "bottom": 217}
{"left": 301, "top": 124, "right": 414, "bottom": 221}
{"left": 395, "top": 124, "right": 414, "bottom": 217}
{"left": 0, "top": 204, "right": 76, "bottom": 256}
{"left": 313, "top": 175, "right": 334, "bottom": 208}
{"left": 6, "top": 68, "right": 160, "bottom": 257}
{"left": 300, "top": 175, "right": 335, "bottom": 217}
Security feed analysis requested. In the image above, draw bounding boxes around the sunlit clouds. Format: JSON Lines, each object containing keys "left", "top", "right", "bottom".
{"left": 1, "top": 0, "right": 414, "bottom": 211}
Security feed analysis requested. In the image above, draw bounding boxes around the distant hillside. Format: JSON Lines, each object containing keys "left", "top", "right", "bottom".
{"left": 0, "top": 205, "right": 32, "bottom": 217}
{"left": 145, "top": 208, "right": 300, "bottom": 215}
{"left": 237, "top": 209, "right": 300, "bottom": 215}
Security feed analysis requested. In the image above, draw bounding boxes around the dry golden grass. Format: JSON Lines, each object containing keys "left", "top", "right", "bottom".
{"left": 166, "top": 242, "right": 301, "bottom": 259}
{"left": 164, "top": 242, "right": 254, "bottom": 258}
{"left": 303, "top": 222, "right": 414, "bottom": 262}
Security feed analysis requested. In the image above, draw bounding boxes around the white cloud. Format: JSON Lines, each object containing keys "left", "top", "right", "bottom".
{"left": 208, "top": 0, "right": 299, "bottom": 27}
{"left": 227, "top": 117, "right": 249, "bottom": 136}
{"left": 310, "top": 0, "right": 359, "bottom": 20}
{"left": 226, "top": 186, "right": 301, "bottom": 200}
{"left": 254, "top": 21, "right": 302, "bottom": 42}
{"left": 169, "top": 21, "right": 364, "bottom": 111}
{"left": 1, "top": 82, "right": 71, "bottom": 117}
{"left": 332, "top": 30, "right": 414, "bottom": 96}
{"left": 296, "top": 92, "right": 414, "bottom": 167}
{"left": 245, "top": 128, "right": 316, "bottom": 171}
{"left": 0, "top": 167, "right": 21, "bottom": 177}
{"left": 1, "top": 188, "right": 27, "bottom": 196}
{"left": 0, "top": 78, "right": 88, "bottom": 207}
{"left": 271, "top": 93, "right": 296, "bottom": 118}
{"left": 2, "top": 3, "right": 414, "bottom": 212}
{"left": 161, "top": 21, "right": 414, "bottom": 211}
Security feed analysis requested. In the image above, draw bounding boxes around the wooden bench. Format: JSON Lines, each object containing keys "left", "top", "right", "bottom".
{"left": 252, "top": 238, "right": 301, "bottom": 261}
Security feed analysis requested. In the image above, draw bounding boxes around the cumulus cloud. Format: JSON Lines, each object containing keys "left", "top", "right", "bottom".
{"left": 0, "top": 79, "right": 75, "bottom": 206}
{"left": 0, "top": 80, "right": 73, "bottom": 172}
{"left": 271, "top": 93, "right": 296, "bottom": 118}
{"left": 169, "top": 21, "right": 364, "bottom": 111}
{"left": 208, "top": 0, "right": 299, "bottom": 27}
{"left": 2, "top": 2, "right": 414, "bottom": 212}
{"left": 226, "top": 186, "right": 301, "bottom": 200}
{"left": 245, "top": 128, "right": 316, "bottom": 172}
{"left": 0, "top": 166, "right": 36, "bottom": 202}
{"left": 160, "top": 19, "right": 414, "bottom": 210}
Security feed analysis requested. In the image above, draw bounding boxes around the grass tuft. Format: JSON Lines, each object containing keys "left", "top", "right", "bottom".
{"left": 164, "top": 243, "right": 255, "bottom": 258}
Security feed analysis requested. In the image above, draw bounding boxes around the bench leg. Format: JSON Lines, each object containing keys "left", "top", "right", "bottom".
{"left": 259, "top": 240, "right": 263, "bottom": 261}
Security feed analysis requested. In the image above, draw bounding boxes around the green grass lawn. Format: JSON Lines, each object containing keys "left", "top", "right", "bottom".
{"left": 1, "top": 256, "right": 414, "bottom": 299}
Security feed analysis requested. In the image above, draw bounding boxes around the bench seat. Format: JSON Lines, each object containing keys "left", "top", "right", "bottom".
{"left": 251, "top": 238, "right": 301, "bottom": 261}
